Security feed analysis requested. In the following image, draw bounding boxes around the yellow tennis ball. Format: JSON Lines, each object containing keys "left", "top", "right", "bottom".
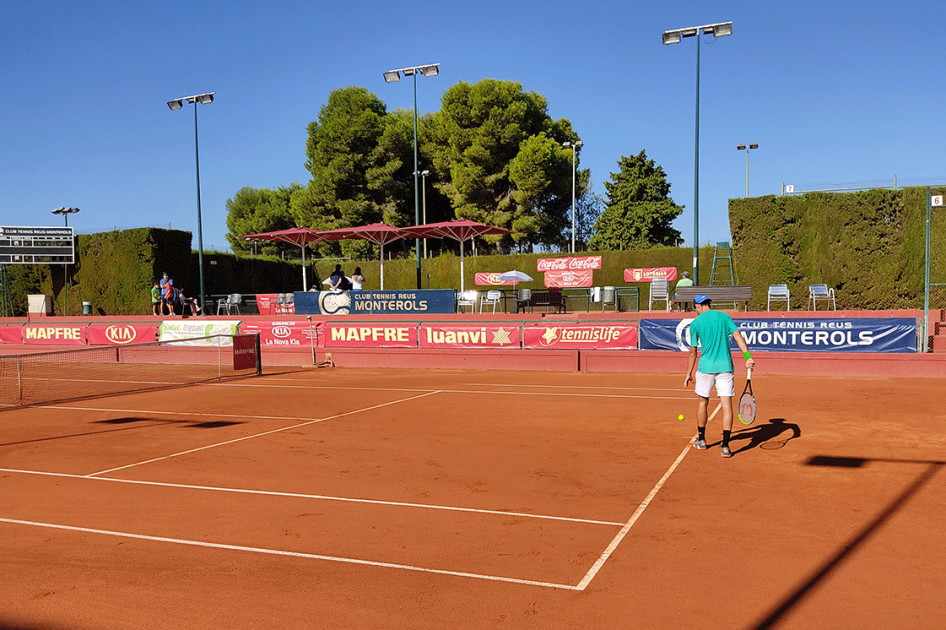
{"left": 677, "top": 414, "right": 685, "bottom": 421}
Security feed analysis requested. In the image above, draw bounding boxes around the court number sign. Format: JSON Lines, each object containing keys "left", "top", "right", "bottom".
{"left": 932, "top": 195, "right": 943, "bottom": 207}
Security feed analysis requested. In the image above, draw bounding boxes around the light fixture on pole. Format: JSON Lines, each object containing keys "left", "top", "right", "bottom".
{"left": 419, "top": 170, "right": 430, "bottom": 258}
{"left": 663, "top": 21, "right": 732, "bottom": 285}
{"left": 736, "top": 143, "right": 758, "bottom": 198}
{"left": 383, "top": 63, "right": 440, "bottom": 289}
{"left": 51, "top": 207, "right": 80, "bottom": 316}
{"left": 167, "top": 91, "right": 214, "bottom": 312}
{"left": 563, "top": 141, "right": 583, "bottom": 253}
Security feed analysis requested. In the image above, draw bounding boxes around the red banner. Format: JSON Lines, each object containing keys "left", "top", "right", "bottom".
{"left": 21, "top": 324, "right": 86, "bottom": 345}
{"left": 623, "top": 267, "right": 678, "bottom": 282}
{"left": 86, "top": 324, "right": 158, "bottom": 345}
{"left": 523, "top": 323, "right": 638, "bottom": 349}
{"left": 474, "top": 273, "right": 516, "bottom": 286}
{"left": 256, "top": 293, "right": 295, "bottom": 315}
{"left": 419, "top": 324, "right": 521, "bottom": 348}
{"left": 544, "top": 269, "right": 594, "bottom": 288}
{"left": 324, "top": 323, "right": 418, "bottom": 348}
{"left": 536, "top": 256, "right": 602, "bottom": 272}
{"left": 233, "top": 334, "right": 259, "bottom": 370}
{"left": 239, "top": 319, "right": 324, "bottom": 349}
{"left": 0, "top": 326, "right": 22, "bottom": 344}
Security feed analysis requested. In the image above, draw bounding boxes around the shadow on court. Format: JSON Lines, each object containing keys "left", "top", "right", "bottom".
{"left": 0, "top": 416, "right": 243, "bottom": 448}
{"left": 731, "top": 418, "right": 801, "bottom": 454}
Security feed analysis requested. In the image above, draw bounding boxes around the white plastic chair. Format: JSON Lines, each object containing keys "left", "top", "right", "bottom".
{"left": 808, "top": 284, "right": 836, "bottom": 310}
{"left": 480, "top": 290, "right": 501, "bottom": 313}
{"left": 457, "top": 290, "right": 478, "bottom": 313}
{"left": 228, "top": 294, "right": 242, "bottom": 315}
{"left": 767, "top": 284, "right": 791, "bottom": 311}
{"left": 649, "top": 278, "right": 670, "bottom": 312}
{"left": 216, "top": 296, "right": 230, "bottom": 315}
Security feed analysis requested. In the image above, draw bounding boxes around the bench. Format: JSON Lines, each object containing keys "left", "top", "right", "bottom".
{"left": 526, "top": 291, "right": 566, "bottom": 313}
{"left": 674, "top": 285, "right": 753, "bottom": 311}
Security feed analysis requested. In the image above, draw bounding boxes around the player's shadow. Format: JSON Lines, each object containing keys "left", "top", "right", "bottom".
{"left": 730, "top": 418, "right": 801, "bottom": 454}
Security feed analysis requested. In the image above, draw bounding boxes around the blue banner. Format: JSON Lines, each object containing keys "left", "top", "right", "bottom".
{"left": 294, "top": 289, "right": 456, "bottom": 316}
{"left": 639, "top": 317, "right": 917, "bottom": 353}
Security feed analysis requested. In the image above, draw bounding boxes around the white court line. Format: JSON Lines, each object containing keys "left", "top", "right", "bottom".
{"left": 0, "top": 517, "right": 577, "bottom": 591}
{"left": 574, "top": 441, "right": 692, "bottom": 591}
{"left": 0, "top": 468, "right": 622, "bottom": 527}
{"left": 86, "top": 391, "right": 440, "bottom": 477}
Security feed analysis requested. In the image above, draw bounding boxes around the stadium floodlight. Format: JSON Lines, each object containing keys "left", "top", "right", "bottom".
{"left": 737, "top": 143, "right": 759, "bottom": 198}
{"left": 662, "top": 21, "right": 732, "bottom": 285}
{"left": 382, "top": 63, "right": 440, "bottom": 289}
{"left": 167, "top": 91, "right": 215, "bottom": 311}
{"left": 51, "top": 206, "right": 80, "bottom": 227}
{"left": 563, "top": 141, "right": 584, "bottom": 253}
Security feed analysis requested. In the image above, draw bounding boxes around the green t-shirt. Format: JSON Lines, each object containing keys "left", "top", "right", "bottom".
{"left": 690, "top": 310, "right": 738, "bottom": 374}
{"left": 151, "top": 287, "right": 161, "bottom": 303}
{"left": 675, "top": 278, "right": 694, "bottom": 289}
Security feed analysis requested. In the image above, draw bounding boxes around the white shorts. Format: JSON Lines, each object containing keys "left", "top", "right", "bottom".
{"left": 694, "top": 371, "right": 735, "bottom": 398}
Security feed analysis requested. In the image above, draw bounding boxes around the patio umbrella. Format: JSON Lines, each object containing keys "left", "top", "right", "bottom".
{"left": 498, "top": 270, "right": 533, "bottom": 284}
{"left": 402, "top": 219, "right": 515, "bottom": 292}
{"left": 315, "top": 223, "right": 411, "bottom": 290}
{"left": 242, "top": 227, "right": 331, "bottom": 291}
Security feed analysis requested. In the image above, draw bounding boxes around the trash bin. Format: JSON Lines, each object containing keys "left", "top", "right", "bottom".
{"left": 82, "top": 301, "right": 93, "bottom": 315}
{"left": 602, "top": 286, "right": 616, "bottom": 304}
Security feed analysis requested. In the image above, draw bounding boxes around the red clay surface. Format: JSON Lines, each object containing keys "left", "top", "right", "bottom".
{"left": 1, "top": 367, "right": 944, "bottom": 629}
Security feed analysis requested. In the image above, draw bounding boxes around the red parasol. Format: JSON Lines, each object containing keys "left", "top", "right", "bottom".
{"left": 242, "top": 227, "right": 331, "bottom": 290}
{"left": 314, "top": 223, "right": 412, "bottom": 290}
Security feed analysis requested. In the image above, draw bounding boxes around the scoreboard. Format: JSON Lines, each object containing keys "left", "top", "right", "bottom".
{"left": 0, "top": 226, "right": 75, "bottom": 264}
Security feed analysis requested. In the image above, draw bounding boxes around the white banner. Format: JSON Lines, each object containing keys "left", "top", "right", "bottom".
{"left": 158, "top": 321, "right": 240, "bottom": 345}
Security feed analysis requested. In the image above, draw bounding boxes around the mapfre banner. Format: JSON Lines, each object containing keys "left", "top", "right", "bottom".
{"left": 537, "top": 256, "right": 602, "bottom": 272}
{"left": 523, "top": 323, "right": 638, "bottom": 349}
{"left": 239, "top": 319, "right": 324, "bottom": 349}
{"left": 21, "top": 324, "right": 86, "bottom": 345}
{"left": 0, "top": 326, "right": 22, "bottom": 344}
{"left": 544, "top": 269, "right": 594, "bottom": 288}
{"left": 474, "top": 273, "right": 516, "bottom": 286}
{"left": 324, "top": 323, "right": 418, "bottom": 348}
{"left": 420, "top": 324, "right": 521, "bottom": 348}
{"left": 624, "top": 267, "right": 678, "bottom": 282}
{"left": 86, "top": 324, "right": 158, "bottom": 345}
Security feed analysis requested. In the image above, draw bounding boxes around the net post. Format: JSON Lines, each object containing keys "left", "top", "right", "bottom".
{"left": 255, "top": 333, "right": 262, "bottom": 375}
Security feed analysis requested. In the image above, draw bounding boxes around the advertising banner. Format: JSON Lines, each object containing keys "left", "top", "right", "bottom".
{"left": 474, "top": 273, "right": 516, "bottom": 286}
{"left": 295, "top": 290, "right": 455, "bottom": 315}
{"left": 544, "top": 269, "right": 594, "bottom": 288}
{"left": 324, "top": 323, "right": 418, "bottom": 348}
{"left": 523, "top": 323, "right": 638, "bottom": 349}
{"left": 639, "top": 318, "right": 917, "bottom": 353}
{"left": 0, "top": 326, "right": 22, "bottom": 344}
{"left": 238, "top": 319, "right": 324, "bottom": 349}
{"left": 537, "top": 255, "right": 602, "bottom": 272}
{"left": 86, "top": 323, "right": 158, "bottom": 346}
{"left": 21, "top": 324, "right": 86, "bottom": 345}
{"left": 158, "top": 321, "right": 240, "bottom": 345}
{"left": 419, "top": 324, "right": 521, "bottom": 349}
{"left": 233, "top": 334, "right": 259, "bottom": 370}
{"left": 623, "top": 267, "right": 678, "bottom": 282}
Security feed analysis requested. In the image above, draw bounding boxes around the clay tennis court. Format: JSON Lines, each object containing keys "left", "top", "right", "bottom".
{"left": 2, "top": 366, "right": 944, "bottom": 629}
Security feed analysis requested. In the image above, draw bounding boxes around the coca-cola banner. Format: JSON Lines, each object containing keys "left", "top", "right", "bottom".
{"left": 239, "top": 319, "right": 324, "bottom": 349}
{"left": 544, "top": 269, "right": 594, "bottom": 288}
{"left": 523, "top": 323, "right": 638, "bottom": 349}
{"left": 86, "top": 324, "right": 158, "bottom": 345}
{"left": 536, "top": 256, "right": 602, "bottom": 272}
{"left": 623, "top": 267, "right": 678, "bottom": 282}
{"left": 21, "top": 324, "right": 86, "bottom": 345}
{"left": 324, "top": 323, "right": 418, "bottom": 348}
{"left": 419, "top": 324, "right": 521, "bottom": 348}
{"left": 474, "top": 273, "right": 516, "bottom": 286}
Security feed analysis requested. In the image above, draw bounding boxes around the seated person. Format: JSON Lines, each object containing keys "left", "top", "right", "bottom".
{"left": 177, "top": 288, "right": 201, "bottom": 315}
{"left": 672, "top": 271, "right": 694, "bottom": 311}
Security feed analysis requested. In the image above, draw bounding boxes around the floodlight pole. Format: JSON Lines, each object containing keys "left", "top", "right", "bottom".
{"left": 420, "top": 170, "right": 430, "bottom": 258}
{"left": 564, "top": 141, "right": 583, "bottom": 253}
{"left": 663, "top": 21, "right": 732, "bottom": 285}
{"left": 52, "top": 207, "right": 79, "bottom": 316}
{"left": 737, "top": 143, "right": 759, "bottom": 198}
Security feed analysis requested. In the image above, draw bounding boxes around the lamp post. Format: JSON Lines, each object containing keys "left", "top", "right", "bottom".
{"left": 383, "top": 63, "right": 440, "bottom": 290}
{"left": 736, "top": 143, "right": 758, "bottom": 198}
{"left": 419, "top": 169, "right": 430, "bottom": 258}
{"left": 51, "top": 207, "right": 80, "bottom": 316}
{"left": 663, "top": 21, "right": 732, "bottom": 285}
{"left": 167, "top": 91, "right": 214, "bottom": 312}
{"left": 563, "top": 141, "right": 583, "bottom": 253}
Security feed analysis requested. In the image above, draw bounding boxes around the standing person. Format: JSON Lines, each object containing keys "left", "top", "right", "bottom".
{"left": 159, "top": 272, "right": 174, "bottom": 315}
{"left": 351, "top": 267, "right": 365, "bottom": 290}
{"left": 151, "top": 280, "right": 162, "bottom": 316}
{"left": 672, "top": 270, "right": 693, "bottom": 311}
{"left": 329, "top": 264, "right": 345, "bottom": 291}
{"left": 683, "top": 295, "right": 755, "bottom": 458}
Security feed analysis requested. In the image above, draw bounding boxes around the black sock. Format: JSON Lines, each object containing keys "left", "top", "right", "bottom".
{"left": 722, "top": 429, "right": 731, "bottom": 447}
{"left": 698, "top": 426, "right": 706, "bottom": 441}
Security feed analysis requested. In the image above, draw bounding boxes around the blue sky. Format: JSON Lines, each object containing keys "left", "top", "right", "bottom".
{"left": 2, "top": 1, "right": 944, "bottom": 254}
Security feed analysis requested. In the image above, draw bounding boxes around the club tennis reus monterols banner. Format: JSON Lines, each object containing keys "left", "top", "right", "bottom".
{"left": 639, "top": 318, "right": 917, "bottom": 353}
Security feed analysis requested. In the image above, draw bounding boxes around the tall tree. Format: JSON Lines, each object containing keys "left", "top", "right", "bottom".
{"left": 224, "top": 184, "right": 300, "bottom": 254}
{"left": 589, "top": 151, "right": 683, "bottom": 251}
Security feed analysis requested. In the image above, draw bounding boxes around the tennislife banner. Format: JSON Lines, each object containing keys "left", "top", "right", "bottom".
{"left": 639, "top": 317, "right": 917, "bottom": 353}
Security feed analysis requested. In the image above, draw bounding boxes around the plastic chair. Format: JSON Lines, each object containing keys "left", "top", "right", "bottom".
{"left": 228, "top": 294, "right": 242, "bottom": 315}
{"left": 216, "top": 296, "right": 230, "bottom": 315}
{"left": 480, "top": 290, "right": 501, "bottom": 313}
{"left": 457, "top": 290, "right": 478, "bottom": 313}
{"left": 808, "top": 284, "right": 836, "bottom": 311}
{"left": 649, "top": 278, "right": 670, "bottom": 312}
{"left": 767, "top": 284, "right": 791, "bottom": 311}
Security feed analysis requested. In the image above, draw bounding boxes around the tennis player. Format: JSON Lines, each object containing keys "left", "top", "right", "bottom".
{"left": 683, "top": 295, "right": 755, "bottom": 458}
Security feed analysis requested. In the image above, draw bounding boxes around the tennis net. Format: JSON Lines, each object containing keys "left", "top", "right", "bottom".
{"left": 0, "top": 333, "right": 261, "bottom": 409}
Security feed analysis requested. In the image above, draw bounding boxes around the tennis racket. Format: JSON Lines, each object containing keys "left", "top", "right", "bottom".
{"left": 737, "top": 368, "right": 757, "bottom": 425}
